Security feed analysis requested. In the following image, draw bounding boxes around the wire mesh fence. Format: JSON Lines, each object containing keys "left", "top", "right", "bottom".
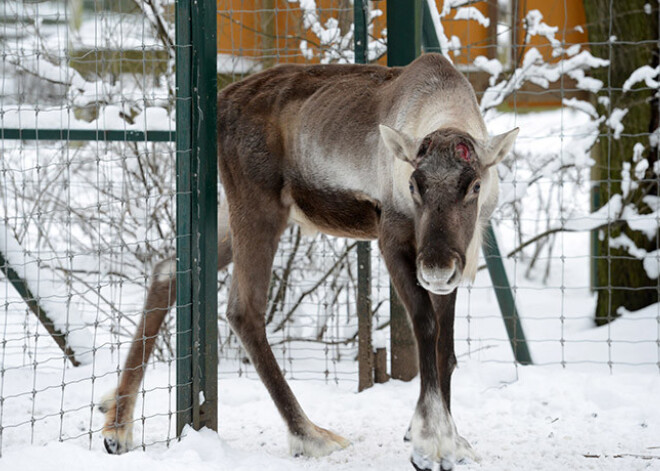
{"left": 0, "top": 0, "right": 178, "bottom": 454}
{"left": 0, "top": 0, "right": 659, "bottom": 460}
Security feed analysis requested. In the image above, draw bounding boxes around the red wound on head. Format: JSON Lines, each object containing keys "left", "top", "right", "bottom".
{"left": 456, "top": 143, "right": 470, "bottom": 162}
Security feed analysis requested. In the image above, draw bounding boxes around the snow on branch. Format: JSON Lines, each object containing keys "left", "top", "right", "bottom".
{"left": 605, "top": 108, "right": 629, "bottom": 140}
{"left": 524, "top": 9, "right": 560, "bottom": 55}
{"left": 453, "top": 7, "right": 490, "bottom": 28}
{"left": 0, "top": 224, "right": 94, "bottom": 365}
{"left": 481, "top": 49, "right": 609, "bottom": 112}
{"left": 622, "top": 65, "right": 660, "bottom": 92}
{"left": 294, "top": 0, "right": 386, "bottom": 64}
{"left": 440, "top": 0, "right": 472, "bottom": 17}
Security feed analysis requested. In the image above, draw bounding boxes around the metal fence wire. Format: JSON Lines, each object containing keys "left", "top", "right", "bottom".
{"left": 0, "top": 0, "right": 659, "bottom": 457}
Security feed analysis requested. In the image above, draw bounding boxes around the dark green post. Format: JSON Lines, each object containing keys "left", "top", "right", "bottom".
{"left": 354, "top": 0, "right": 374, "bottom": 392}
{"left": 176, "top": 0, "right": 218, "bottom": 437}
{"left": 483, "top": 224, "right": 532, "bottom": 364}
{"left": 387, "top": 0, "right": 422, "bottom": 382}
{"left": 421, "top": 0, "right": 441, "bottom": 53}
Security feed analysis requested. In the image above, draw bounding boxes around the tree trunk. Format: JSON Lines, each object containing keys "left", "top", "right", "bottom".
{"left": 583, "top": 0, "right": 659, "bottom": 325}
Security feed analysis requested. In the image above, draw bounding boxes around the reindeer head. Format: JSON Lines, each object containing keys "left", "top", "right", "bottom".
{"left": 380, "top": 124, "right": 518, "bottom": 295}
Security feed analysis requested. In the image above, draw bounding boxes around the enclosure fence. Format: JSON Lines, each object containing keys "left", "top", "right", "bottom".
{"left": 0, "top": 0, "right": 659, "bottom": 457}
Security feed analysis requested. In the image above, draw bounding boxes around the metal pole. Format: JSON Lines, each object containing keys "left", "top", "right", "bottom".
{"left": 0, "top": 128, "right": 174, "bottom": 142}
{"left": 191, "top": 0, "right": 219, "bottom": 431}
{"left": 421, "top": 0, "right": 441, "bottom": 54}
{"left": 387, "top": 0, "right": 422, "bottom": 382}
{"left": 354, "top": 0, "right": 374, "bottom": 392}
{"left": 175, "top": 0, "right": 193, "bottom": 435}
{"left": 176, "top": 0, "right": 218, "bottom": 437}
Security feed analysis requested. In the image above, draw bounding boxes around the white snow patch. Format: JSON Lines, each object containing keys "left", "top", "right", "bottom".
{"left": 606, "top": 108, "right": 628, "bottom": 139}
{"left": 372, "top": 330, "right": 387, "bottom": 350}
{"left": 563, "top": 194, "right": 622, "bottom": 232}
{"left": 634, "top": 158, "right": 649, "bottom": 180}
{"left": 649, "top": 127, "right": 660, "bottom": 147}
{"left": 643, "top": 250, "right": 660, "bottom": 279}
{"left": 448, "top": 35, "right": 461, "bottom": 55}
{"left": 217, "top": 54, "right": 263, "bottom": 75}
{"left": 524, "top": 10, "right": 560, "bottom": 53}
{"left": 622, "top": 65, "right": 660, "bottom": 92}
{"left": 473, "top": 56, "right": 502, "bottom": 86}
{"left": 633, "top": 142, "right": 645, "bottom": 163}
{"left": 621, "top": 203, "right": 660, "bottom": 240}
{"left": 562, "top": 97, "right": 598, "bottom": 119}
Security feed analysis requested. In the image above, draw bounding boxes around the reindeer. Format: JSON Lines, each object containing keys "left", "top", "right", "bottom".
{"left": 99, "top": 53, "right": 518, "bottom": 470}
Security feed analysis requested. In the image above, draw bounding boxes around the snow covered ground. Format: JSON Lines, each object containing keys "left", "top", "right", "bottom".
{"left": 2, "top": 361, "right": 659, "bottom": 470}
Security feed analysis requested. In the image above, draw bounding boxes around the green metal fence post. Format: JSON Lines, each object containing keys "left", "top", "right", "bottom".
{"left": 387, "top": 0, "right": 422, "bottom": 382}
{"left": 176, "top": 0, "right": 218, "bottom": 437}
{"left": 421, "top": 0, "right": 441, "bottom": 53}
{"left": 483, "top": 224, "right": 533, "bottom": 364}
{"left": 354, "top": 0, "right": 374, "bottom": 392}
{"left": 175, "top": 0, "right": 193, "bottom": 435}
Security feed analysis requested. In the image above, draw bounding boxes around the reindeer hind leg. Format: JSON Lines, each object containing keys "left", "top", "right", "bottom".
{"left": 100, "top": 258, "right": 177, "bottom": 454}
{"left": 225, "top": 196, "right": 349, "bottom": 457}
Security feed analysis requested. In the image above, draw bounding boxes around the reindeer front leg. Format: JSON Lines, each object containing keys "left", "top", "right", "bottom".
{"left": 379, "top": 227, "right": 477, "bottom": 471}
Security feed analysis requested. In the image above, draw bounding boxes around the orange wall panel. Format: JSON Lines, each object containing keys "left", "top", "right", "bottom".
{"left": 516, "top": 0, "right": 588, "bottom": 61}
{"left": 438, "top": 1, "right": 492, "bottom": 65}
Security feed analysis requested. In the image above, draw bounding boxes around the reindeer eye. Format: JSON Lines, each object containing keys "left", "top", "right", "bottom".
{"left": 473, "top": 182, "right": 481, "bottom": 194}
{"left": 409, "top": 182, "right": 415, "bottom": 194}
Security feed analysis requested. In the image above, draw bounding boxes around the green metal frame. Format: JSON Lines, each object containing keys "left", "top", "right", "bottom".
{"left": 175, "top": 0, "right": 218, "bottom": 435}
{"left": 0, "top": 129, "right": 174, "bottom": 142}
{"left": 483, "top": 225, "right": 532, "bottom": 365}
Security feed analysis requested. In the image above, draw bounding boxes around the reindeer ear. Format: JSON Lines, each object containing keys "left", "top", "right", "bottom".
{"left": 483, "top": 127, "right": 519, "bottom": 168}
{"left": 379, "top": 124, "right": 419, "bottom": 167}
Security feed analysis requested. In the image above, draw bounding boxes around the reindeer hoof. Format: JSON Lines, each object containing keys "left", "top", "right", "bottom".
{"left": 102, "top": 426, "right": 133, "bottom": 455}
{"left": 411, "top": 451, "right": 456, "bottom": 471}
{"left": 288, "top": 424, "right": 350, "bottom": 458}
{"left": 99, "top": 389, "right": 134, "bottom": 455}
{"left": 410, "top": 449, "right": 436, "bottom": 471}
{"left": 104, "top": 437, "right": 122, "bottom": 455}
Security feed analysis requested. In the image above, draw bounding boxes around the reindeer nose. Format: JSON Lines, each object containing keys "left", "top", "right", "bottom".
{"left": 421, "top": 260, "right": 456, "bottom": 284}
{"left": 417, "top": 257, "right": 461, "bottom": 294}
